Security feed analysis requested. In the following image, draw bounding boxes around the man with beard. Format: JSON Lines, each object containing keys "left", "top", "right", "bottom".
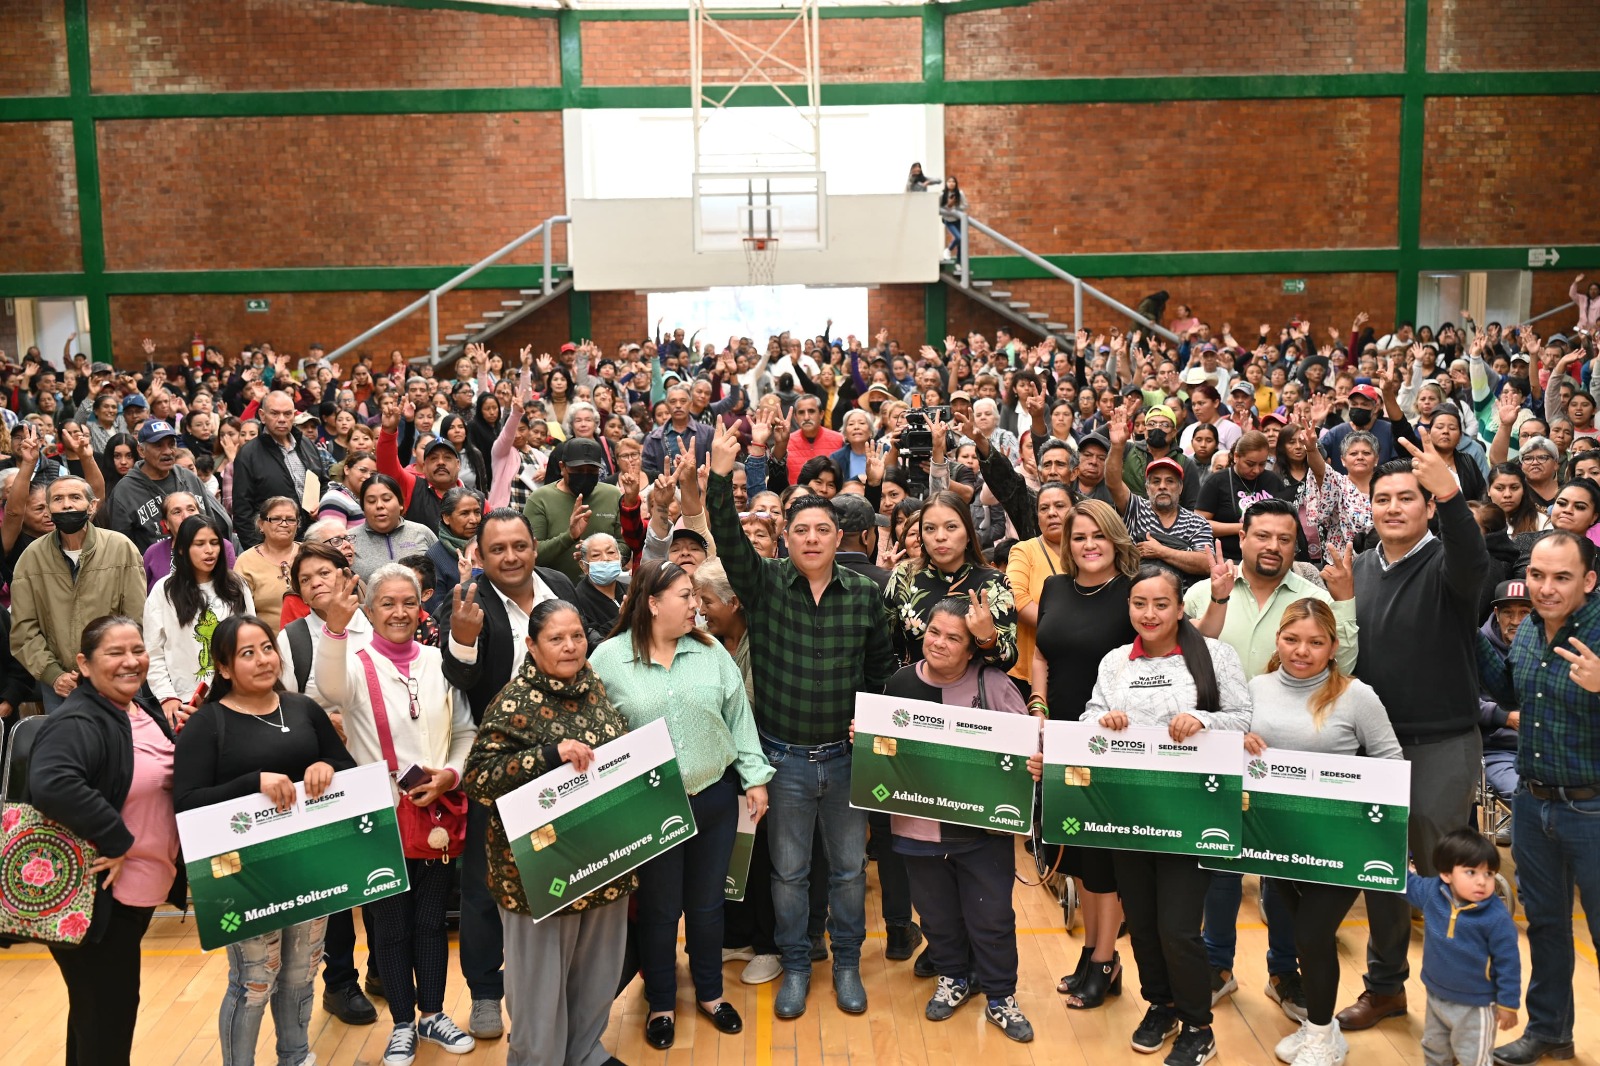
{"left": 1123, "top": 404, "right": 1203, "bottom": 509}
{"left": 1182, "top": 498, "right": 1360, "bottom": 1018}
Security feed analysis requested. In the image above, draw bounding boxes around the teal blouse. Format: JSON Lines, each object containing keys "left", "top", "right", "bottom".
{"left": 589, "top": 633, "right": 774, "bottom": 795}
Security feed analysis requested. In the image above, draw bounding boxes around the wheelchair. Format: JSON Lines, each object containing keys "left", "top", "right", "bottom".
{"left": 1475, "top": 763, "right": 1517, "bottom": 918}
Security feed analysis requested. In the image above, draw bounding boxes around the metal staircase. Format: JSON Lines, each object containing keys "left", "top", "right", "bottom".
{"left": 328, "top": 215, "right": 571, "bottom": 366}
{"left": 940, "top": 209, "right": 1179, "bottom": 345}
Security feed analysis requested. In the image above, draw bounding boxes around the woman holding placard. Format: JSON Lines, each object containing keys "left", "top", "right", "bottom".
{"left": 463, "top": 599, "right": 636, "bottom": 1066}
{"left": 1084, "top": 563, "right": 1251, "bottom": 1065}
{"left": 590, "top": 559, "right": 772, "bottom": 1050}
{"left": 314, "top": 563, "right": 477, "bottom": 1065}
{"left": 1029, "top": 498, "right": 1139, "bottom": 1008}
{"left": 173, "top": 614, "right": 355, "bottom": 1066}
{"left": 1242, "top": 599, "right": 1401, "bottom": 1066}
{"left": 871, "top": 596, "right": 1043, "bottom": 1043}
{"left": 29, "top": 615, "right": 183, "bottom": 1066}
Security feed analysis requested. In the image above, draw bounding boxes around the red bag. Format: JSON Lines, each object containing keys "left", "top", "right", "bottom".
{"left": 357, "top": 649, "right": 467, "bottom": 862}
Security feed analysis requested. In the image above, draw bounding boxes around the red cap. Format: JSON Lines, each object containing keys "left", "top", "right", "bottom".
{"left": 1350, "top": 384, "right": 1380, "bottom": 402}
{"left": 1146, "top": 457, "right": 1186, "bottom": 481}
{"left": 560, "top": 342, "right": 578, "bottom": 353}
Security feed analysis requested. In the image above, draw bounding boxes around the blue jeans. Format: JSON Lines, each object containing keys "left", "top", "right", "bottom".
{"left": 220, "top": 916, "right": 327, "bottom": 1066}
{"left": 40, "top": 683, "right": 67, "bottom": 713}
{"left": 1202, "top": 871, "right": 1299, "bottom": 975}
{"left": 1512, "top": 787, "right": 1600, "bottom": 1045}
{"left": 762, "top": 740, "right": 867, "bottom": 974}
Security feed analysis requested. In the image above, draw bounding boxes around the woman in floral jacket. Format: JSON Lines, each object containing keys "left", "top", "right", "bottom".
{"left": 884, "top": 491, "right": 1018, "bottom": 670}
{"left": 463, "top": 599, "right": 635, "bottom": 1066}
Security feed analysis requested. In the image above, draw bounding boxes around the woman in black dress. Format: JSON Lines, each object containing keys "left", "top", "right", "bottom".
{"left": 1029, "top": 498, "right": 1139, "bottom": 1008}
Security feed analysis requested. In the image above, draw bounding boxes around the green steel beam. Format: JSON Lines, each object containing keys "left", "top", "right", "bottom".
{"left": 922, "top": 3, "right": 945, "bottom": 98}
{"left": 569, "top": 290, "right": 592, "bottom": 342}
{"left": 345, "top": 0, "right": 557, "bottom": 18}
{"left": 1394, "top": 0, "right": 1429, "bottom": 323}
{"left": 62, "top": 0, "right": 110, "bottom": 361}
{"left": 572, "top": 5, "right": 923, "bottom": 19}
{"left": 86, "top": 88, "right": 566, "bottom": 119}
{"left": 923, "top": 282, "right": 947, "bottom": 347}
{"left": 559, "top": 9, "right": 583, "bottom": 94}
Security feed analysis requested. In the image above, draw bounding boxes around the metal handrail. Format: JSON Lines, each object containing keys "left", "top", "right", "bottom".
{"left": 944, "top": 209, "right": 1181, "bottom": 344}
{"left": 326, "top": 215, "right": 571, "bottom": 364}
{"left": 1523, "top": 300, "right": 1576, "bottom": 330}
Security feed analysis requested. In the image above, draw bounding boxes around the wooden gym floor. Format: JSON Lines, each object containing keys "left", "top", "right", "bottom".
{"left": 0, "top": 838, "right": 1594, "bottom": 1065}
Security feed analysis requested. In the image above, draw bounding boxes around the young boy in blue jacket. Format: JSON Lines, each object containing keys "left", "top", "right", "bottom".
{"left": 1405, "top": 829, "right": 1521, "bottom": 1066}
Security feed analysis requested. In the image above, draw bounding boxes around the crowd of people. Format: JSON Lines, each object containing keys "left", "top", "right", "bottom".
{"left": 6, "top": 281, "right": 1600, "bottom": 1066}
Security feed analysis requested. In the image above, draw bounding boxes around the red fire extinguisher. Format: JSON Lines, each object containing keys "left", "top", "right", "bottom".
{"left": 190, "top": 331, "right": 205, "bottom": 369}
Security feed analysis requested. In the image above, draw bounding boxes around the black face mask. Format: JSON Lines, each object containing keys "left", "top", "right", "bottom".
{"left": 566, "top": 469, "right": 601, "bottom": 499}
{"left": 1146, "top": 427, "right": 1169, "bottom": 450}
{"left": 51, "top": 509, "right": 90, "bottom": 535}
{"left": 1348, "top": 407, "right": 1374, "bottom": 428}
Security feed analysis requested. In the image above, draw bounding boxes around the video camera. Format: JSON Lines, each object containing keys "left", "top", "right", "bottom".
{"left": 899, "top": 405, "right": 951, "bottom": 460}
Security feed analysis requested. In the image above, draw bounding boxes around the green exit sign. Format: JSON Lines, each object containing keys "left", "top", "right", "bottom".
{"left": 1282, "top": 279, "right": 1306, "bottom": 294}
{"left": 245, "top": 299, "right": 270, "bottom": 313}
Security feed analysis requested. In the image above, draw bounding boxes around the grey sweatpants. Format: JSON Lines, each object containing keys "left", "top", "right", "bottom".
{"left": 1422, "top": 994, "right": 1497, "bottom": 1066}
{"left": 1363, "top": 729, "right": 1481, "bottom": 994}
{"left": 501, "top": 901, "right": 628, "bottom": 1066}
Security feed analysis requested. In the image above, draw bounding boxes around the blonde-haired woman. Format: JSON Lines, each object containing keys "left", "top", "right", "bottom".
{"left": 1243, "top": 598, "right": 1402, "bottom": 1066}
{"left": 1029, "top": 498, "right": 1139, "bottom": 1008}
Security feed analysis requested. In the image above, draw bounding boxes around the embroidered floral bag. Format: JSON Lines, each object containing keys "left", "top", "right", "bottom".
{"left": 0, "top": 717, "right": 101, "bottom": 946}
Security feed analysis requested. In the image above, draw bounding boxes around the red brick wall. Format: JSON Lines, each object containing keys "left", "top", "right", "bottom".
{"left": 868, "top": 285, "right": 926, "bottom": 351}
{"left": 0, "top": 122, "right": 82, "bottom": 274}
{"left": 947, "top": 0, "right": 1405, "bottom": 80}
{"left": 107, "top": 287, "right": 567, "bottom": 369}
{"left": 1429, "top": 0, "right": 1591, "bottom": 71}
{"left": 96, "top": 113, "right": 566, "bottom": 272}
{"left": 588, "top": 291, "right": 650, "bottom": 351}
{"left": 945, "top": 99, "right": 1402, "bottom": 255}
{"left": 89, "top": 0, "right": 558, "bottom": 94}
{"left": 1421, "top": 96, "right": 1600, "bottom": 247}
{"left": 0, "top": 0, "right": 68, "bottom": 96}
{"left": 945, "top": 273, "right": 1399, "bottom": 342}
{"left": 580, "top": 17, "right": 921, "bottom": 86}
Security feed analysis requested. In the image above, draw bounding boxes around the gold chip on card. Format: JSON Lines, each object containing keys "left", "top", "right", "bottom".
{"left": 211, "top": 852, "right": 242, "bottom": 878}
{"left": 1242, "top": 792, "right": 1251, "bottom": 812}
{"left": 873, "top": 736, "right": 898, "bottom": 757}
{"left": 530, "top": 825, "right": 557, "bottom": 851}
{"left": 1066, "top": 766, "right": 1092, "bottom": 787}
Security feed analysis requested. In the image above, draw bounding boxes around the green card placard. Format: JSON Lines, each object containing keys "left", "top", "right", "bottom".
{"left": 1041, "top": 722, "right": 1243, "bottom": 857}
{"left": 177, "top": 762, "right": 409, "bottom": 951}
{"left": 498, "top": 718, "right": 696, "bottom": 922}
{"left": 1200, "top": 748, "right": 1411, "bottom": 892}
{"left": 724, "top": 801, "right": 756, "bottom": 902}
{"left": 849, "top": 692, "right": 1038, "bottom": 834}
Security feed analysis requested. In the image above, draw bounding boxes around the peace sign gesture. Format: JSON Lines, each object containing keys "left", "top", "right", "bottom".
{"left": 450, "top": 578, "right": 485, "bottom": 647}
{"left": 965, "top": 588, "right": 998, "bottom": 646}
{"left": 1553, "top": 637, "right": 1600, "bottom": 693}
{"left": 709, "top": 418, "right": 741, "bottom": 476}
{"left": 1206, "top": 542, "right": 1236, "bottom": 603}
{"left": 1397, "top": 432, "right": 1459, "bottom": 501}
{"left": 1319, "top": 545, "right": 1355, "bottom": 601}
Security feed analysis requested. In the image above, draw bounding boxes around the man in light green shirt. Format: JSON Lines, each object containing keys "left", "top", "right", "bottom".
{"left": 1183, "top": 499, "right": 1359, "bottom": 678}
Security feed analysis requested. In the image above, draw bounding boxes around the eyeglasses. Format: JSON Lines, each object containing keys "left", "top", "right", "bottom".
{"left": 405, "top": 678, "right": 420, "bottom": 721}
{"left": 262, "top": 515, "right": 298, "bottom": 526}
{"left": 325, "top": 534, "right": 353, "bottom": 546}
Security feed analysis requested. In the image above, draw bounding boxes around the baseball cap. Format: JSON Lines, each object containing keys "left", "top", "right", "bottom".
{"left": 1145, "top": 404, "right": 1177, "bottom": 427}
{"left": 561, "top": 437, "right": 606, "bottom": 469}
{"left": 832, "top": 493, "right": 888, "bottom": 533}
{"left": 1511, "top": 351, "right": 1532, "bottom": 364}
{"left": 1229, "top": 381, "right": 1254, "bottom": 397}
{"left": 292, "top": 411, "right": 317, "bottom": 426}
{"left": 423, "top": 437, "right": 458, "bottom": 459}
{"left": 1180, "top": 366, "right": 1210, "bottom": 386}
{"left": 559, "top": 342, "right": 578, "bottom": 354}
{"left": 137, "top": 419, "right": 178, "bottom": 444}
{"left": 1260, "top": 409, "right": 1291, "bottom": 427}
{"left": 1349, "top": 384, "right": 1381, "bottom": 402}
{"left": 949, "top": 390, "right": 974, "bottom": 404}
{"left": 668, "top": 527, "right": 709, "bottom": 552}
{"left": 121, "top": 393, "right": 149, "bottom": 410}
{"left": 1080, "top": 430, "right": 1111, "bottom": 453}
{"left": 1492, "top": 579, "right": 1531, "bottom": 607}
{"left": 1146, "top": 457, "right": 1185, "bottom": 481}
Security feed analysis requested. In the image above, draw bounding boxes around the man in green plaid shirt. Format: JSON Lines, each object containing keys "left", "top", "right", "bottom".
{"left": 708, "top": 420, "right": 896, "bottom": 1022}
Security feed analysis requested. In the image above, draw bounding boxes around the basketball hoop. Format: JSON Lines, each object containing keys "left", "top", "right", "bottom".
{"left": 742, "top": 236, "right": 780, "bottom": 286}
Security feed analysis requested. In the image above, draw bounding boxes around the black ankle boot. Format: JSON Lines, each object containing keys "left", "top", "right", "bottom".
{"left": 1056, "top": 947, "right": 1094, "bottom": 996}
{"left": 1066, "top": 953, "right": 1122, "bottom": 1010}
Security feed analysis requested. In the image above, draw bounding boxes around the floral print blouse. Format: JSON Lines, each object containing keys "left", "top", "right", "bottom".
{"left": 884, "top": 559, "right": 1018, "bottom": 671}
{"left": 1300, "top": 467, "right": 1374, "bottom": 559}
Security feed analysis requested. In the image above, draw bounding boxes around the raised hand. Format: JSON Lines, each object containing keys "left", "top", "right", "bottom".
{"left": 567, "top": 497, "right": 592, "bottom": 541}
{"left": 323, "top": 570, "right": 362, "bottom": 635}
{"left": 709, "top": 418, "right": 741, "bottom": 476}
{"left": 141, "top": 337, "right": 156, "bottom": 356}
{"left": 749, "top": 405, "right": 773, "bottom": 448}
{"left": 537, "top": 352, "right": 554, "bottom": 375}
{"left": 1320, "top": 545, "right": 1354, "bottom": 601}
{"left": 617, "top": 465, "right": 642, "bottom": 503}
{"left": 1207, "top": 543, "right": 1235, "bottom": 602}
{"left": 1397, "top": 433, "right": 1459, "bottom": 500}
{"left": 1498, "top": 391, "right": 1521, "bottom": 428}
{"left": 1553, "top": 637, "right": 1600, "bottom": 693}
{"left": 518, "top": 344, "right": 533, "bottom": 367}
{"left": 464, "top": 342, "right": 487, "bottom": 363}
{"left": 965, "top": 589, "right": 998, "bottom": 646}
{"left": 450, "top": 578, "right": 485, "bottom": 646}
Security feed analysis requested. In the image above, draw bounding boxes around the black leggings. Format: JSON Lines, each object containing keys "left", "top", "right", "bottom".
{"left": 49, "top": 900, "right": 154, "bottom": 1066}
{"left": 1271, "top": 879, "right": 1360, "bottom": 1026}
{"left": 1113, "top": 851, "right": 1212, "bottom": 1028}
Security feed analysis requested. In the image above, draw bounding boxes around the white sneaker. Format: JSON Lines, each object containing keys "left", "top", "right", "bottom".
{"left": 1290, "top": 1021, "right": 1348, "bottom": 1066}
{"left": 723, "top": 945, "right": 757, "bottom": 963}
{"left": 741, "top": 953, "right": 783, "bottom": 984}
{"left": 383, "top": 1024, "right": 417, "bottom": 1066}
{"left": 417, "top": 1012, "right": 476, "bottom": 1055}
{"left": 1275, "top": 1020, "right": 1312, "bottom": 1063}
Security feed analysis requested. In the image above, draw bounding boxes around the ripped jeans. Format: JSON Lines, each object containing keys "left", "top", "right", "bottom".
{"left": 220, "top": 916, "right": 328, "bottom": 1066}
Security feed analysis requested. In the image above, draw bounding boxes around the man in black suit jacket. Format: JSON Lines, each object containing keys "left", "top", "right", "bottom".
{"left": 437, "top": 507, "right": 579, "bottom": 1038}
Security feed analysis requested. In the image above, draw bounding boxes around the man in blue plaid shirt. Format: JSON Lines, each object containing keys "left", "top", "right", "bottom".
{"left": 707, "top": 420, "right": 897, "bottom": 1022}
{"left": 1477, "top": 531, "right": 1600, "bottom": 1066}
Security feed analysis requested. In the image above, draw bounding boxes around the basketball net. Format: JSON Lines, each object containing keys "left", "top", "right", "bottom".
{"left": 742, "top": 236, "right": 780, "bottom": 286}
